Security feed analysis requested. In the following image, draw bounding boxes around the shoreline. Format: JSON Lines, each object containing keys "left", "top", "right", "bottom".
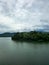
{"left": 12, "top": 31, "right": 49, "bottom": 42}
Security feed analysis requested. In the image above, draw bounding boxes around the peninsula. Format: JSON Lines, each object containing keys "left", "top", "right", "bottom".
{"left": 12, "top": 31, "right": 49, "bottom": 42}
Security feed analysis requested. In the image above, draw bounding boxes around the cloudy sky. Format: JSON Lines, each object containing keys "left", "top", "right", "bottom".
{"left": 0, "top": 0, "right": 49, "bottom": 33}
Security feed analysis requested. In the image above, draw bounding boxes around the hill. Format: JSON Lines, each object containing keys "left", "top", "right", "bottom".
{"left": 0, "top": 32, "right": 16, "bottom": 37}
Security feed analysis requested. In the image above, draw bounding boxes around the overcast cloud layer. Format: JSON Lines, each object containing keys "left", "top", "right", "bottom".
{"left": 0, "top": 0, "right": 49, "bottom": 33}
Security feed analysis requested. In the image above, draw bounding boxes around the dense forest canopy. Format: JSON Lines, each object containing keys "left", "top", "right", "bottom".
{"left": 12, "top": 31, "right": 49, "bottom": 42}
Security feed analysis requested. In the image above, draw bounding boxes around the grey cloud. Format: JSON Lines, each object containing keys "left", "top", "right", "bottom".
{"left": 0, "top": 0, "right": 49, "bottom": 32}
{"left": 0, "top": 24, "right": 10, "bottom": 29}
{"left": 0, "top": 0, "right": 17, "bottom": 16}
{"left": 34, "top": 24, "right": 49, "bottom": 32}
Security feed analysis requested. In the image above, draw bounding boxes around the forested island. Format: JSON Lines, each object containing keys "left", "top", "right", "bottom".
{"left": 12, "top": 31, "right": 49, "bottom": 42}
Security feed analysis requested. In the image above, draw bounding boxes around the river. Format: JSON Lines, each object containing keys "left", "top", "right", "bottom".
{"left": 0, "top": 37, "right": 49, "bottom": 65}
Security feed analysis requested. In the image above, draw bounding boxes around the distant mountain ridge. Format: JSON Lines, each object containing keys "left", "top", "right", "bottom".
{"left": 0, "top": 29, "right": 49, "bottom": 37}
{"left": 0, "top": 32, "right": 16, "bottom": 37}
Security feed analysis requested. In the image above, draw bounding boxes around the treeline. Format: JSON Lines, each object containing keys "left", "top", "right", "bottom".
{"left": 12, "top": 31, "right": 49, "bottom": 42}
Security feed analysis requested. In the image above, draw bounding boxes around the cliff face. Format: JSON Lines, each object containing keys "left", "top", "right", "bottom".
{"left": 12, "top": 31, "right": 49, "bottom": 42}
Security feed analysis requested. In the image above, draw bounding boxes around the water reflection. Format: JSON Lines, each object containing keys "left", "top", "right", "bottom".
{"left": 0, "top": 37, "right": 49, "bottom": 65}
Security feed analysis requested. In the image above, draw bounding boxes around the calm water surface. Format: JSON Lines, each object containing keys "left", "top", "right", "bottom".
{"left": 0, "top": 37, "right": 49, "bottom": 65}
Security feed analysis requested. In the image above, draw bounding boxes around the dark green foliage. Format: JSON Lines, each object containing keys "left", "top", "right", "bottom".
{"left": 12, "top": 31, "right": 49, "bottom": 42}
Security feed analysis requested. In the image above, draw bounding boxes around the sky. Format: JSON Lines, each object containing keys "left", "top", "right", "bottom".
{"left": 0, "top": 0, "right": 49, "bottom": 33}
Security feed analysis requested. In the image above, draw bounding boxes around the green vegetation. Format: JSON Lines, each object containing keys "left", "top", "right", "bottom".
{"left": 12, "top": 31, "right": 49, "bottom": 42}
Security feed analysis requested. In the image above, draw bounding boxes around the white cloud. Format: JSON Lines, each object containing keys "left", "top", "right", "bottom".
{"left": 0, "top": 0, "right": 49, "bottom": 32}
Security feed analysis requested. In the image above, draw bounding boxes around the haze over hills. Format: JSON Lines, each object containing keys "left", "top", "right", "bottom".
{"left": 0, "top": 28, "right": 49, "bottom": 37}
